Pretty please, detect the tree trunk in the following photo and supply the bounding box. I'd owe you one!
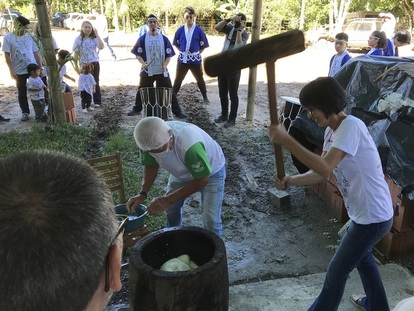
[299,0,306,30]
[34,0,66,124]
[99,0,104,16]
[334,0,352,33]
[165,12,169,34]
[112,0,119,31]
[402,0,414,29]
[246,0,263,121]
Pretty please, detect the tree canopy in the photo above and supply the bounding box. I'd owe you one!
[2,0,413,34]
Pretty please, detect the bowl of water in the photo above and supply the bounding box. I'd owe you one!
[115,204,147,232]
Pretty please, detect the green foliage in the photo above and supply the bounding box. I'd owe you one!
[7,0,414,34]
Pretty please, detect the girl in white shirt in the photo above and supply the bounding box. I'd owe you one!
[78,64,96,113]
[73,21,104,107]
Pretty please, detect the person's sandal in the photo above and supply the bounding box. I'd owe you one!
[350,294,366,310]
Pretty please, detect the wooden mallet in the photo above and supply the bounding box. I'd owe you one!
[204,29,305,207]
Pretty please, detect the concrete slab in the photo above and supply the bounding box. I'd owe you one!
[229,263,414,310]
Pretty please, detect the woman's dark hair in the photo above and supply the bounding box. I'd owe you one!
[371,31,387,49]
[80,21,97,38]
[299,77,347,118]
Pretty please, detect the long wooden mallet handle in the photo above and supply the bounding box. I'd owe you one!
[203,30,305,180]
[266,61,285,180]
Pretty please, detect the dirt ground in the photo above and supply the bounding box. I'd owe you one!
[1,28,413,306]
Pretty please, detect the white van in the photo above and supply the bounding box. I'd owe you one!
[64,12,82,30]
[345,18,383,51]
[72,14,97,31]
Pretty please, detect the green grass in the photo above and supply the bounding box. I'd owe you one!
[0,124,166,232]
[0,123,92,158]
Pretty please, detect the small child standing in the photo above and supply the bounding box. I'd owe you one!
[57,49,76,92]
[26,63,48,122]
[78,64,96,113]
[328,32,351,77]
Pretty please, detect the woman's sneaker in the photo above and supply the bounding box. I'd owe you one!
[82,108,87,113]
[87,107,95,111]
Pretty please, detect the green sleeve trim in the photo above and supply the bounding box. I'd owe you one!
[140,150,158,166]
[184,142,212,179]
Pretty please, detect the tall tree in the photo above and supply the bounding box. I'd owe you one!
[333,0,352,32]
[34,0,66,123]
[299,0,306,30]
[111,0,119,31]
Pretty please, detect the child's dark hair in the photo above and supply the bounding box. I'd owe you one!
[335,32,348,42]
[184,6,195,15]
[299,77,347,118]
[58,49,70,60]
[394,30,411,45]
[147,14,157,20]
[27,63,40,74]
[371,31,387,49]
[81,63,92,74]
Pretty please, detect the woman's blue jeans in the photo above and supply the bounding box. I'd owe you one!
[308,218,393,311]
[164,165,226,237]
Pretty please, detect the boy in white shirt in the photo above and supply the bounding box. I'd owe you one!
[57,49,76,92]
[328,32,351,77]
[26,63,48,122]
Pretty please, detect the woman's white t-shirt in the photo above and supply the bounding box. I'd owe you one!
[323,115,393,224]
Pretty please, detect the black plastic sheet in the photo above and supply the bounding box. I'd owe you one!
[291,55,414,198]
[336,55,414,198]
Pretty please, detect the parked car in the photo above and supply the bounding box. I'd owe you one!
[345,18,383,51]
[64,12,82,29]
[2,8,21,17]
[52,11,67,27]
[72,14,97,31]
[0,13,18,36]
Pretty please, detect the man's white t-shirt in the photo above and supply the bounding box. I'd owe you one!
[142,121,225,182]
[2,33,39,75]
[323,115,393,224]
